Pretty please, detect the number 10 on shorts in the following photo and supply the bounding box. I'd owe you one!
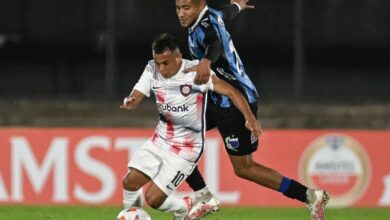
[167,171,186,190]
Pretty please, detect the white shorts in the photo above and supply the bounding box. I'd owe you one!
[128,139,196,196]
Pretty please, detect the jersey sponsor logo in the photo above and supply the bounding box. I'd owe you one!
[152,85,162,89]
[216,67,236,80]
[180,84,192,97]
[201,18,209,28]
[225,135,239,151]
[158,103,189,112]
[299,134,371,206]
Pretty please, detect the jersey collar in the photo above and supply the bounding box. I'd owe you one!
[189,6,208,33]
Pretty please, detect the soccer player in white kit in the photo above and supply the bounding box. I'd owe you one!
[120,33,261,220]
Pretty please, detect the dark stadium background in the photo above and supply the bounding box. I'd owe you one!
[0,0,389,128]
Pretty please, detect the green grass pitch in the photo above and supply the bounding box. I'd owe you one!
[0,206,389,220]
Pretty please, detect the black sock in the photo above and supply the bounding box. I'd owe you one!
[283,179,308,203]
[186,166,206,191]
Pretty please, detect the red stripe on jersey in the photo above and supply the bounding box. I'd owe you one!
[151,132,158,143]
[166,113,181,154]
[183,137,195,151]
[156,89,165,103]
[170,145,181,154]
[196,93,204,119]
[166,113,174,140]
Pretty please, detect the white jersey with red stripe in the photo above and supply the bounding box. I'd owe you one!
[132,59,214,163]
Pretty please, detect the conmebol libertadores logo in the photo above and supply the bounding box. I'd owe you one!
[299,134,371,207]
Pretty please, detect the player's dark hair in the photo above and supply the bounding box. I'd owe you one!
[152,33,180,54]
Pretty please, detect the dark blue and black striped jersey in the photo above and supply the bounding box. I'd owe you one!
[187,6,259,108]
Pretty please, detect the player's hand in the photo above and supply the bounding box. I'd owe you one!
[231,0,255,11]
[120,96,136,110]
[184,58,211,85]
[245,119,262,142]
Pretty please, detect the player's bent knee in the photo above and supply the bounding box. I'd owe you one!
[122,174,142,191]
[233,166,251,179]
[231,160,254,179]
[144,191,164,209]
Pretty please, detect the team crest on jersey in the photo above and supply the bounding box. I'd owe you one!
[225,135,239,151]
[180,84,192,97]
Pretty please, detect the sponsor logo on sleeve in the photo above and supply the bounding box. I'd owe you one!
[201,18,209,28]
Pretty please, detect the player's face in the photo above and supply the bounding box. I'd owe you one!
[153,50,182,78]
[176,0,205,28]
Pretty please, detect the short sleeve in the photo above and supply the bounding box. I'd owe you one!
[133,63,153,97]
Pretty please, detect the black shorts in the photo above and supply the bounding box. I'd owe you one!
[206,99,259,156]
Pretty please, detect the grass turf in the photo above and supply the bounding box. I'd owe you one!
[0,206,389,220]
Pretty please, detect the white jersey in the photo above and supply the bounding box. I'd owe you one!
[133,59,214,163]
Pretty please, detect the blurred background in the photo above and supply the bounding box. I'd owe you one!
[0,0,389,128]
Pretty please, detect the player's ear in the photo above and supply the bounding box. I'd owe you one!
[176,52,182,62]
[199,0,206,8]
[198,0,206,6]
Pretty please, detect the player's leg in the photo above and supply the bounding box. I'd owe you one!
[228,153,308,201]
[187,98,220,219]
[185,166,212,200]
[122,140,162,209]
[186,166,220,220]
[122,168,149,209]
[148,146,196,219]
[145,182,191,219]
[228,153,329,220]
[186,97,216,200]
[218,102,307,199]
[219,102,329,219]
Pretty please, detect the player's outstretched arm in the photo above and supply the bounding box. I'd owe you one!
[211,75,262,138]
[120,90,145,110]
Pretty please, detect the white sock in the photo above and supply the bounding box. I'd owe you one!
[123,189,144,209]
[158,195,187,214]
[194,186,212,200]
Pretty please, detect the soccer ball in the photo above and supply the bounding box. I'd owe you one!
[116,207,151,220]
